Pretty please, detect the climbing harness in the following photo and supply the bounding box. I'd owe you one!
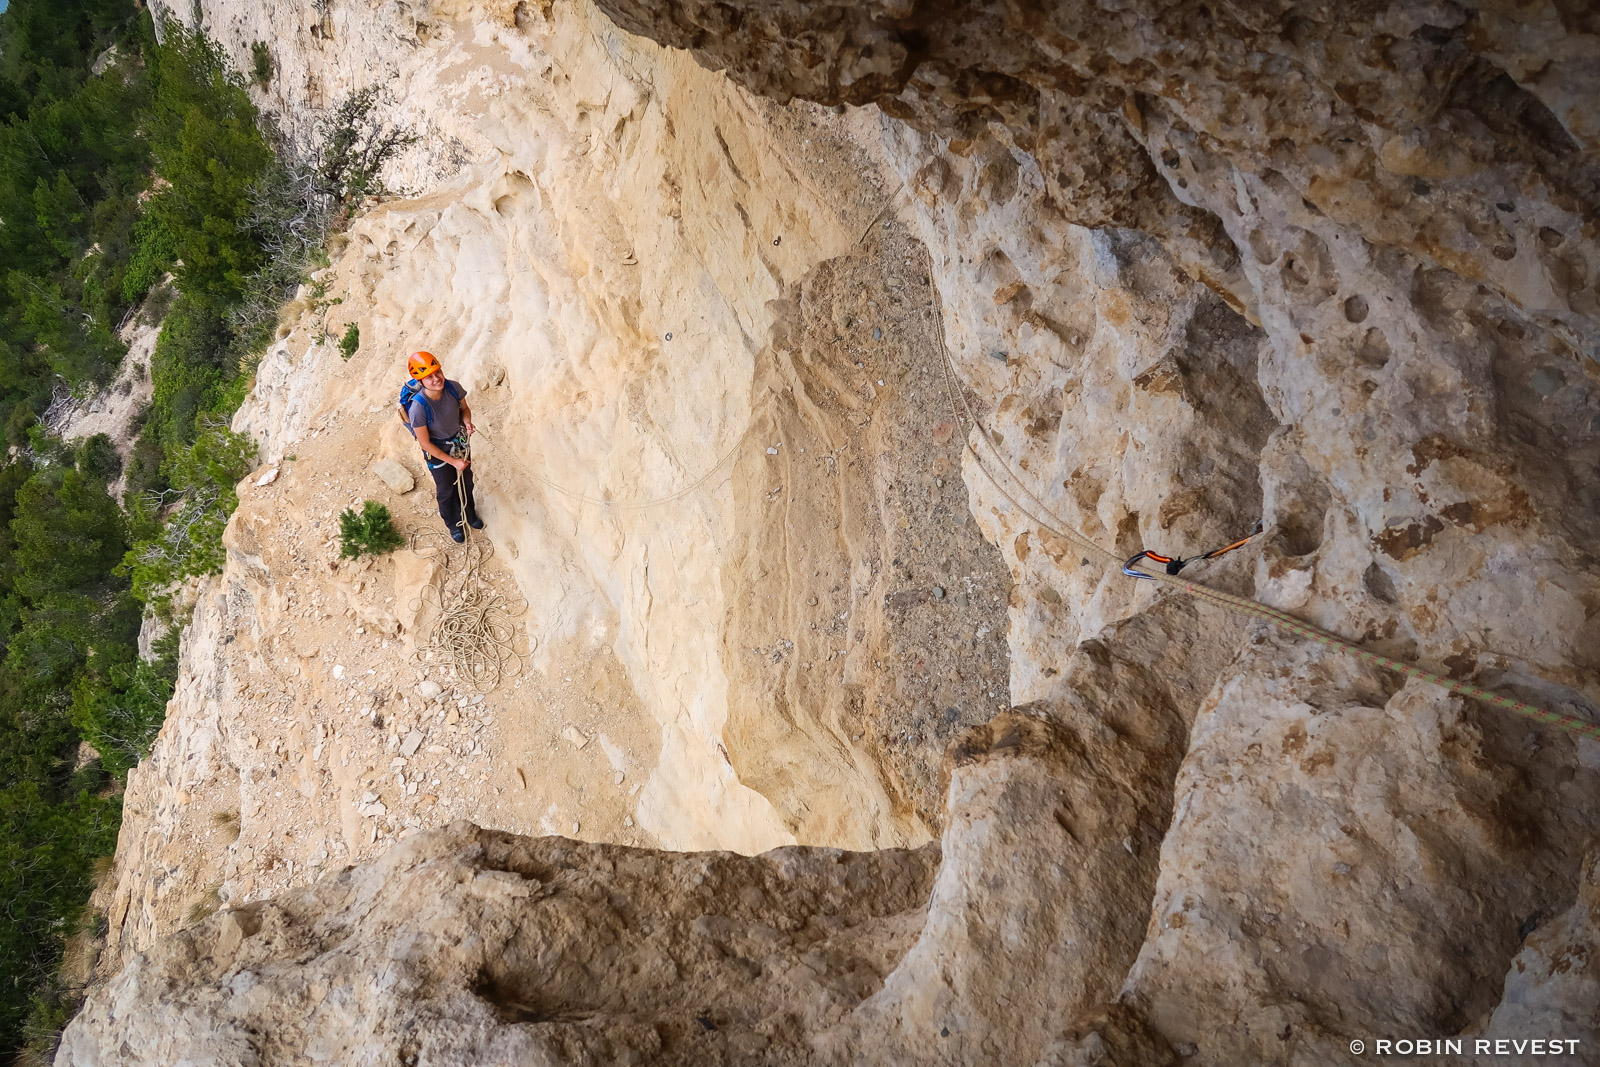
[408,440,532,692]
[925,305,1600,744]
[1122,521,1264,580]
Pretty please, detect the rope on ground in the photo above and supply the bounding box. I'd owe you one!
[407,455,531,692]
[925,306,1600,744]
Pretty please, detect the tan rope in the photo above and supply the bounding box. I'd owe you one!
[926,306,1600,743]
[407,448,531,692]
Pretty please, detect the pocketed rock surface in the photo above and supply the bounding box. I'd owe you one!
[60,1,1600,1065]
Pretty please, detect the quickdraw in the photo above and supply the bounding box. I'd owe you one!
[1122,521,1264,580]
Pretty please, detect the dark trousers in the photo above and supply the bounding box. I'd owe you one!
[427,459,478,531]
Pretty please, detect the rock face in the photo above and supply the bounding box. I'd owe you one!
[61,0,1600,1064]
[59,821,940,1066]
[1474,848,1600,1064]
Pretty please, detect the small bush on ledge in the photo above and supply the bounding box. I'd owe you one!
[340,322,360,359]
[339,500,405,558]
[251,41,274,88]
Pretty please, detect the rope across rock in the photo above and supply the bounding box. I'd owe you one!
[926,305,1600,744]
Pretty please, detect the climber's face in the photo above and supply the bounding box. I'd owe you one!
[421,370,445,393]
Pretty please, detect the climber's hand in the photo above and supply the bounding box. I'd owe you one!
[451,456,470,472]
[464,419,475,436]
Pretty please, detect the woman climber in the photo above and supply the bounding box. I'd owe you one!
[398,351,483,543]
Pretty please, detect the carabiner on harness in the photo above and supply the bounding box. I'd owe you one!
[1121,520,1265,581]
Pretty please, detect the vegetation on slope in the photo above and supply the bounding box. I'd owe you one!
[0,1,275,1055]
[0,0,417,1049]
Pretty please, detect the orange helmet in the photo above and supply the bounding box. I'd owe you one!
[408,351,442,380]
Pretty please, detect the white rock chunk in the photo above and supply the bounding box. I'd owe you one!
[371,458,415,493]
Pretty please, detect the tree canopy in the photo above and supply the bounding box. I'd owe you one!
[0,0,275,1054]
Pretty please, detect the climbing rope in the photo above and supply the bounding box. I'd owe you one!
[407,444,532,692]
[926,307,1600,743]
[1139,563,1600,742]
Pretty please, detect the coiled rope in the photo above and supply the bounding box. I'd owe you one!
[928,307,1600,743]
[407,448,531,692]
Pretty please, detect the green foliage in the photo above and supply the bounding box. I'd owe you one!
[73,433,121,482]
[340,321,360,360]
[120,418,165,501]
[0,782,121,1049]
[121,209,176,305]
[0,3,295,1050]
[249,40,272,88]
[12,467,125,601]
[70,623,177,777]
[148,294,230,449]
[0,456,151,1054]
[0,0,152,435]
[144,21,275,309]
[339,500,405,558]
[317,86,417,204]
[124,421,256,611]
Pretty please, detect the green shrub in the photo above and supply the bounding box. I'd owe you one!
[148,294,230,448]
[145,22,275,309]
[0,3,304,1053]
[339,322,359,360]
[339,500,404,558]
[69,623,178,777]
[5,402,38,450]
[249,41,273,88]
[318,87,418,204]
[120,209,176,305]
[123,421,257,612]
[73,433,122,482]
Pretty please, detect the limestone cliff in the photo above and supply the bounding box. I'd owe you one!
[59,1,1600,1065]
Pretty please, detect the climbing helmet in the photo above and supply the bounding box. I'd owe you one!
[408,351,443,380]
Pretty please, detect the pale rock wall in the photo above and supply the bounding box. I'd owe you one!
[588,1,1600,1059]
[62,1,1600,1065]
[90,0,1022,978]
[61,821,944,1067]
[193,0,898,858]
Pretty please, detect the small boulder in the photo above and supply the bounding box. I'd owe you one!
[372,458,415,493]
[418,680,443,702]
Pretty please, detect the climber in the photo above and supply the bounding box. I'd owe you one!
[400,351,483,544]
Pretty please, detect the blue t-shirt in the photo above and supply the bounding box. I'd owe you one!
[409,380,466,442]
